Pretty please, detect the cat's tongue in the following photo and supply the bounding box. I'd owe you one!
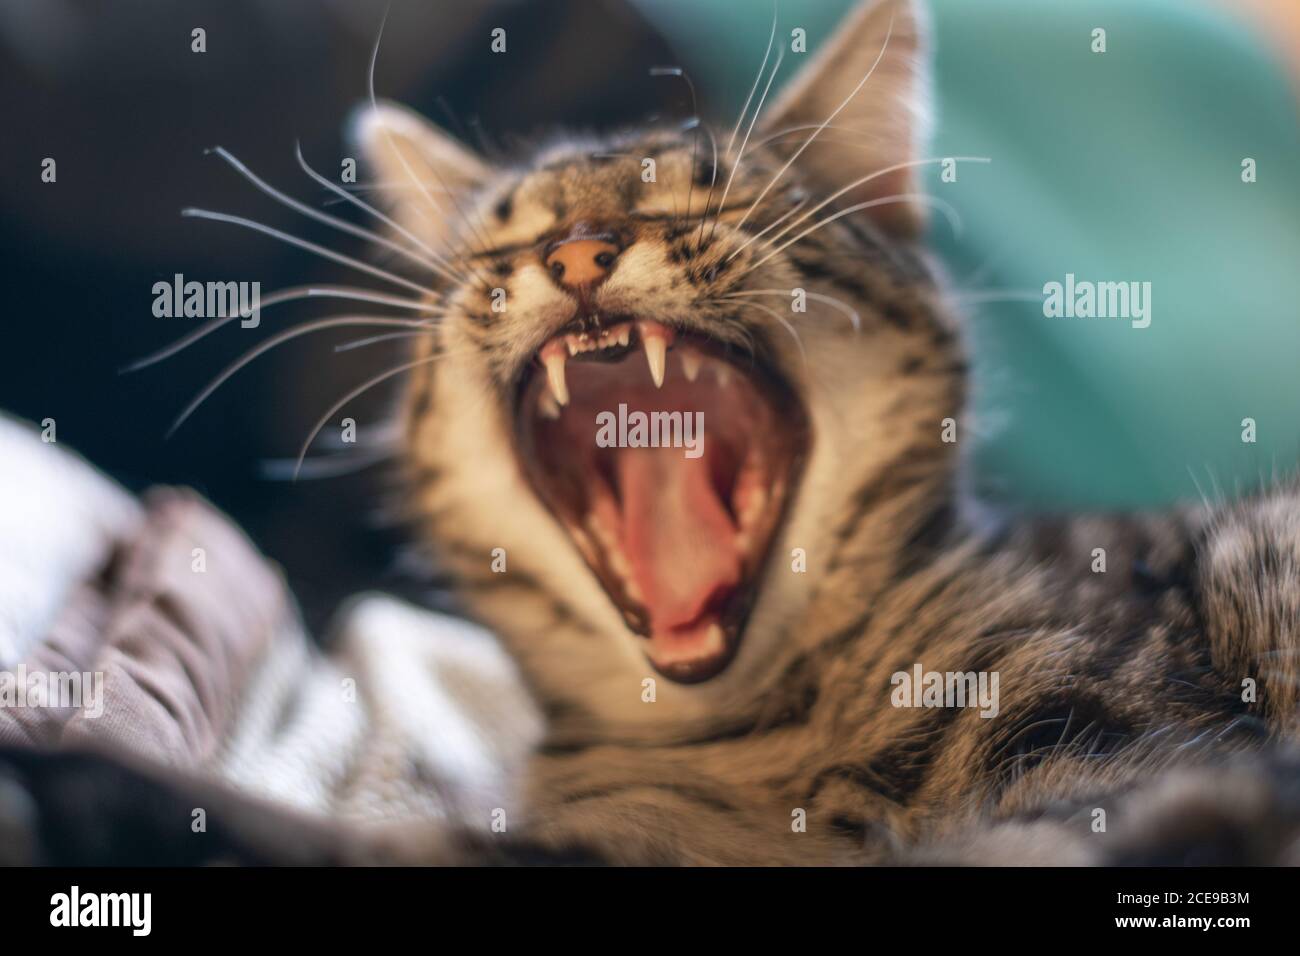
[618,447,741,647]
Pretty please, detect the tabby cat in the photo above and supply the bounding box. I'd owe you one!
[355,0,1300,864]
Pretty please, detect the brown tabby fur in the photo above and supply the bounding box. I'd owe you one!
[358,0,1300,864]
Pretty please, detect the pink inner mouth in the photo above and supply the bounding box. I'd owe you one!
[516,319,805,683]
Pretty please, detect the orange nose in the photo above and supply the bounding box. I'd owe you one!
[545,239,620,290]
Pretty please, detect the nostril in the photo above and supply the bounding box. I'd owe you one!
[545,237,621,288]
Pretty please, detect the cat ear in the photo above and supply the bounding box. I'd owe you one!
[758,0,931,236]
[351,101,489,247]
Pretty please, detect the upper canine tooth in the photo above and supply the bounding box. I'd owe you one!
[539,390,561,419]
[680,349,702,383]
[540,341,570,406]
[643,336,666,388]
[636,320,674,389]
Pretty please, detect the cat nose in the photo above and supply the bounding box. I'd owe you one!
[545,236,621,290]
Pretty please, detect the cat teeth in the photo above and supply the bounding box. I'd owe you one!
[706,624,725,651]
[636,319,674,389]
[540,341,569,406]
[680,348,702,383]
[538,389,561,419]
[645,337,666,388]
[563,321,634,356]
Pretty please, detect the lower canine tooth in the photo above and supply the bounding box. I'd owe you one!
[681,350,701,383]
[539,390,561,419]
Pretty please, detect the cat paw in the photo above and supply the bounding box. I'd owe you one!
[1096,753,1300,865]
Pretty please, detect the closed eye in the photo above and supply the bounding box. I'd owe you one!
[464,240,537,261]
[628,202,766,223]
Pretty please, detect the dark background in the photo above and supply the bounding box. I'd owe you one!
[0,0,687,629]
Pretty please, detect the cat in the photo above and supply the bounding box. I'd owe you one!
[348,0,1300,863]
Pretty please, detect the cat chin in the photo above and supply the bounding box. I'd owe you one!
[512,314,809,684]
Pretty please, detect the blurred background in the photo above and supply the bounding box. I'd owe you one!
[2,0,1297,628]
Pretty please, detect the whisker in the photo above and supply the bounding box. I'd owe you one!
[367,9,496,264]
[207,146,459,284]
[123,284,442,371]
[719,195,809,264]
[727,157,990,263]
[742,193,962,276]
[261,446,395,482]
[950,289,1042,305]
[181,207,437,297]
[652,67,703,223]
[696,122,719,250]
[710,45,785,246]
[751,122,894,151]
[294,352,444,480]
[723,289,861,331]
[334,329,433,352]
[732,12,897,235]
[293,142,478,287]
[725,8,778,158]
[167,315,436,437]
[729,299,806,363]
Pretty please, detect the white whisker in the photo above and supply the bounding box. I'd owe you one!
[696,123,719,249]
[294,352,443,479]
[951,289,1042,305]
[334,329,433,352]
[124,284,442,371]
[367,10,496,269]
[727,157,990,263]
[208,146,458,283]
[710,46,785,246]
[167,315,436,436]
[732,12,896,234]
[726,8,778,158]
[743,193,962,276]
[751,122,887,151]
[181,207,437,297]
[724,288,860,331]
[730,299,806,363]
[293,142,475,286]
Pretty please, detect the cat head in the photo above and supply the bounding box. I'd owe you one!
[357,0,963,733]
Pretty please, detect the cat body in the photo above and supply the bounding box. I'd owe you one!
[355,0,1300,864]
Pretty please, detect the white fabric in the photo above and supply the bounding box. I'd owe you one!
[0,414,541,830]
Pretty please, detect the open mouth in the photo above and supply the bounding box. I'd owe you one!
[514,317,809,683]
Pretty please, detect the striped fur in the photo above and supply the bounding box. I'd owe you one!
[359,0,1300,864]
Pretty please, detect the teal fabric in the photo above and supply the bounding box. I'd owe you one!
[634,0,1300,508]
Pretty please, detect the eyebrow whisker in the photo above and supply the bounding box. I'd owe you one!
[207,146,464,286]
[293,142,484,289]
